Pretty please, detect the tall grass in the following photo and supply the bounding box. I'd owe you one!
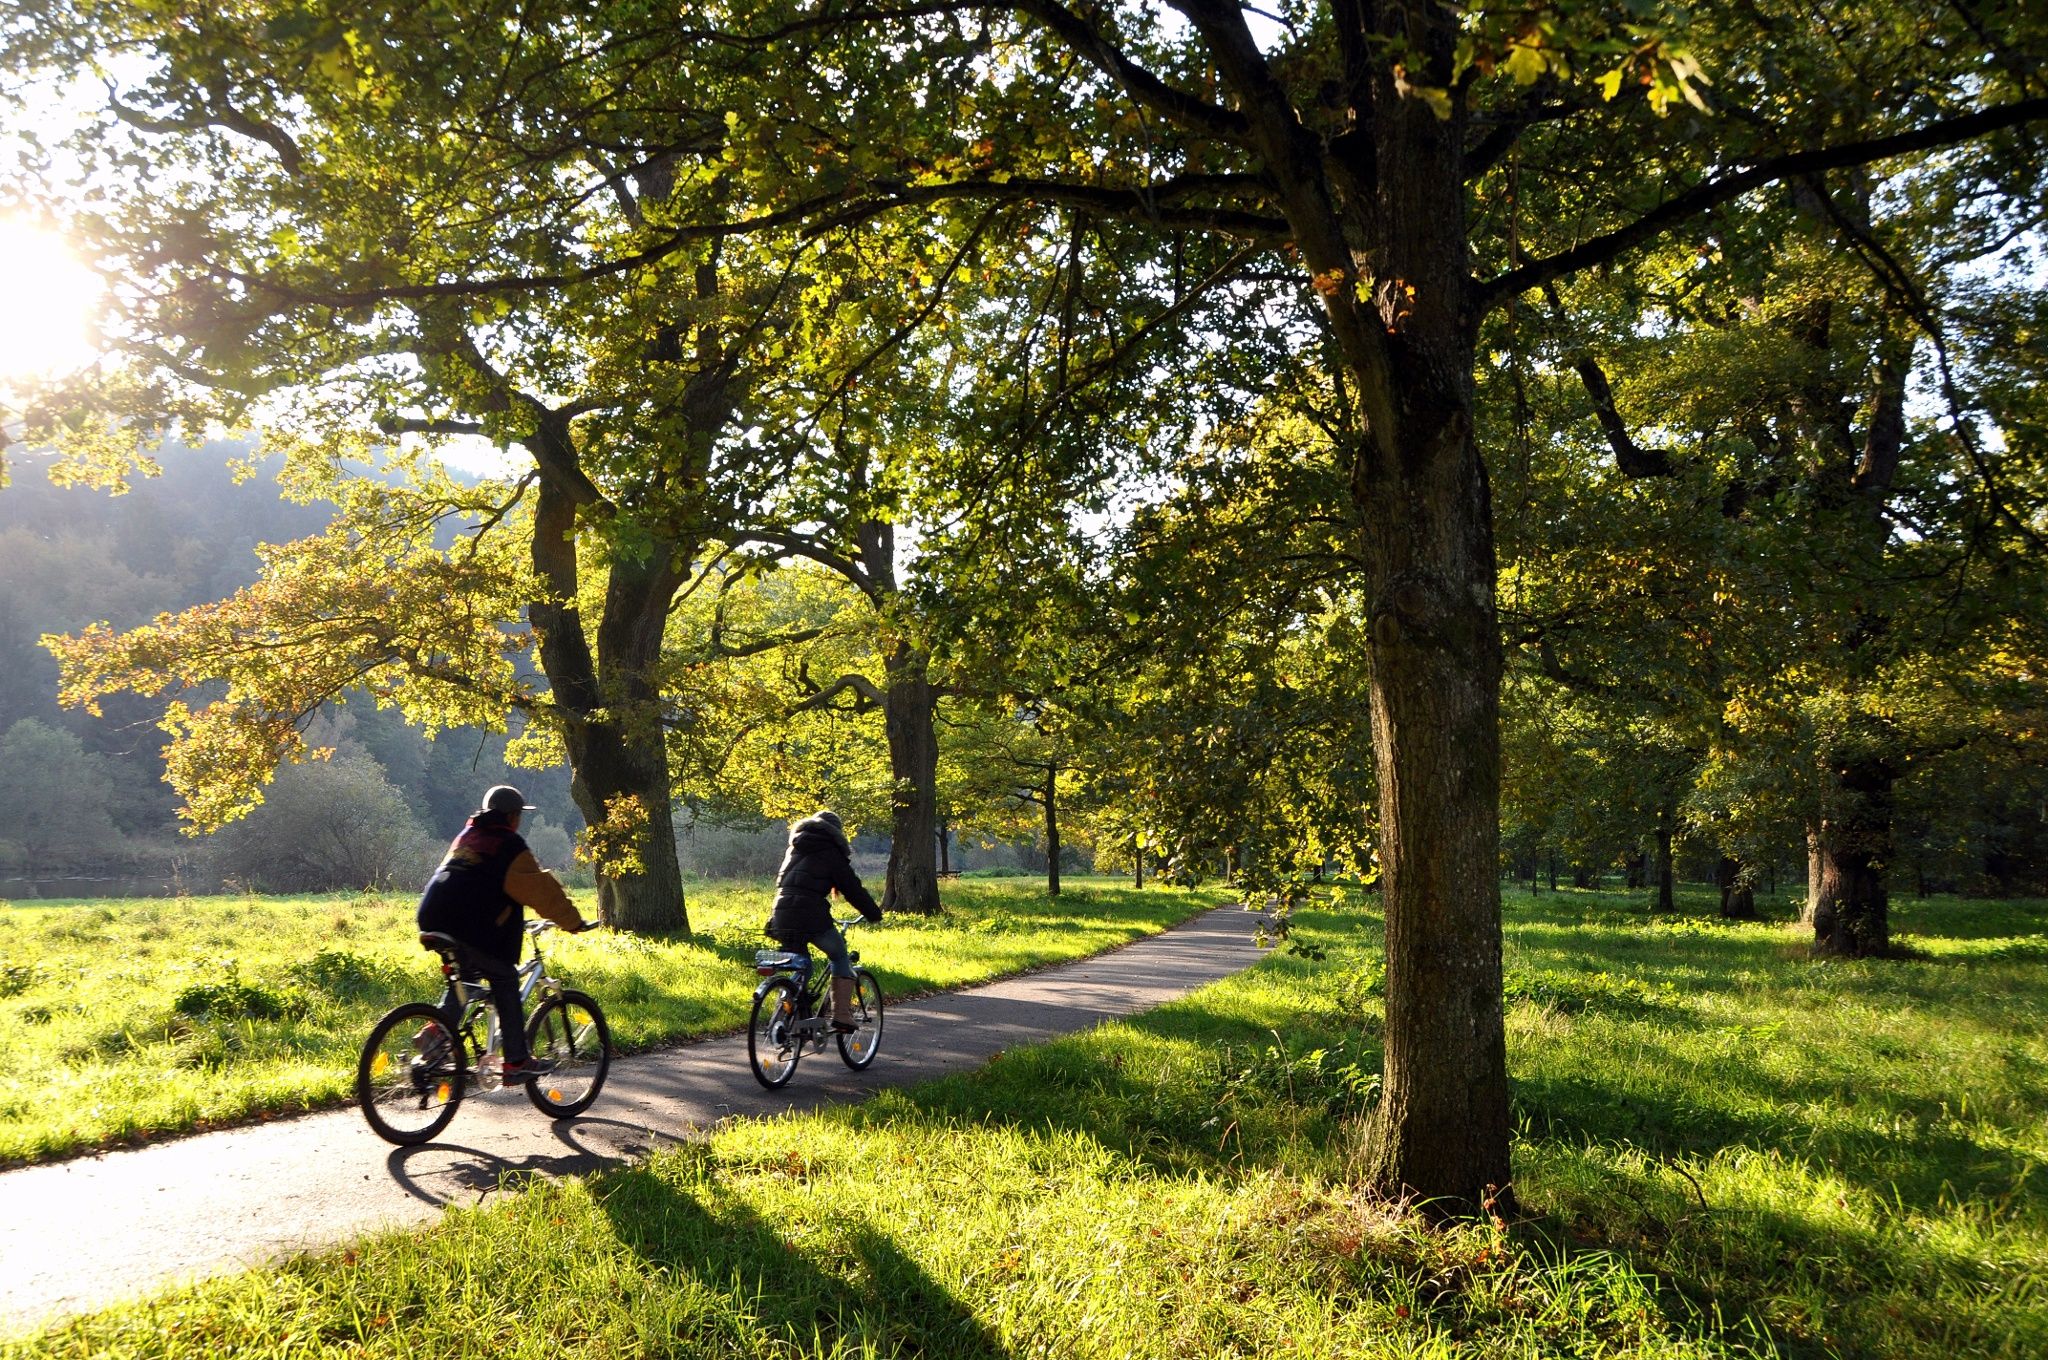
[0,878,1220,1164]
[12,886,2044,1357]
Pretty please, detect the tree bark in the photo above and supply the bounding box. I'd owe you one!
[1804,825,1824,925]
[880,641,943,915]
[936,816,952,876]
[1134,836,1145,889]
[527,464,689,934]
[1811,751,1895,956]
[1717,855,1758,920]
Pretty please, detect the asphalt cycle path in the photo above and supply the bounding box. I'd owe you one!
[0,904,1264,1335]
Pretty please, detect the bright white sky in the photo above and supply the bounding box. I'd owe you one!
[0,218,102,396]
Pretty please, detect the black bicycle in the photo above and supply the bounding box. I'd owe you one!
[356,920,612,1145]
[747,916,884,1089]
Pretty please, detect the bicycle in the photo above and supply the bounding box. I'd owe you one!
[356,919,612,1145]
[747,916,884,1089]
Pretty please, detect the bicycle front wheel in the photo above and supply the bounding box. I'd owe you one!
[523,989,612,1117]
[838,968,884,1070]
[748,978,803,1089]
[357,1002,466,1146]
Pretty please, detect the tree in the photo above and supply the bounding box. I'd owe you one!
[206,749,432,892]
[12,0,2046,1209]
[0,718,122,880]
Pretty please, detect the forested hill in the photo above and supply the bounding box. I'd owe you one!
[0,445,576,894]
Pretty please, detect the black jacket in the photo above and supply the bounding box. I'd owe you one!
[417,813,528,963]
[768,815,882,941]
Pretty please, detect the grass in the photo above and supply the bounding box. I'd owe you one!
[0,877,1222,1165]
[9,886,2046,1358]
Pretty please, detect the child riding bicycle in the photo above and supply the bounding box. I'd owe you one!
[416,785,593,1083]
[766,810,882,1031]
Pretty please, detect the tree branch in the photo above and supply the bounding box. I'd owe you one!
[1475,97,2048,313]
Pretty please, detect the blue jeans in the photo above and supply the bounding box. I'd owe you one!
[794,925,855,980]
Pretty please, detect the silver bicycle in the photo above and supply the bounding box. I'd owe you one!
[356,919,611,1145]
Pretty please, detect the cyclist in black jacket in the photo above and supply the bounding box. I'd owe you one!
[768,810,882,1031]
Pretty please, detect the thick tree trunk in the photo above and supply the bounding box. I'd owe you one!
[1717,855,1758,919]
[1195,0,1508,1212]
[1812,753,1894,956]
[880,643,942,915]
[1347,103,1511,1213]
[528,466,689,934]
[1043,766,1061,898]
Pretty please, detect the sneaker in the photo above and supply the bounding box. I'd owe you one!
[499,1057,555,1084]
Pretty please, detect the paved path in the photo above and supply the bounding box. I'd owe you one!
[0,905,1264,1334]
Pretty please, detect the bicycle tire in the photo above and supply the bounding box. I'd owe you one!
[837,967,884,1070]
[357,1002,467,1145]
[748,977,804,1089]
[523,989,612,1117]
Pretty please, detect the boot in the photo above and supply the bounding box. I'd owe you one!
[831,976,857,1033]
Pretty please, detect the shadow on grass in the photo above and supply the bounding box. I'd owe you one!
[593,1158,1012,1359]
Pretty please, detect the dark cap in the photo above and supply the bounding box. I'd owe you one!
[480,785,537,817]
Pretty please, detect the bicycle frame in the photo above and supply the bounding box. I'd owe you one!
[751,918,864,1039]
[433,923,566,1073]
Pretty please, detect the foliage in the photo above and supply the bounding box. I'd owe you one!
[0,717,121,876]
[204,750,433,892]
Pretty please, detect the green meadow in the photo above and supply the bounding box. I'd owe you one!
[10,885,2044,1358]
[0,878,1222,1165]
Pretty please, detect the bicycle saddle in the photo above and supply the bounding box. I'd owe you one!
[419,931,462,955]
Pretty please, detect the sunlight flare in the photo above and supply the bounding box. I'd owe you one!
[0,219,101,387]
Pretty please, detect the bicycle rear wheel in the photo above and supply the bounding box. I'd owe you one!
[523,989,612,1117]
[748,978,803,1089]
[837,967,884,1070]
[357,1002,466,1145]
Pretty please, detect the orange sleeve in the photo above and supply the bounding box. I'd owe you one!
[503,849,581,929]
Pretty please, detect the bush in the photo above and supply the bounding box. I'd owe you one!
[206,753,436,892]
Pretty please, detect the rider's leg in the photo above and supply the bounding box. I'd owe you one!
[455,941,531,1064]
[809,927,857,1031]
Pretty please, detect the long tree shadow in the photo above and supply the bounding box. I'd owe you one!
[592,1155,1012,1359]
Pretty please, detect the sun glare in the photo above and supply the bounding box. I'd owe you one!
[0,220,102,388]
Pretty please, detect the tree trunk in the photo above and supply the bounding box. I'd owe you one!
[1811,752,1894,956]
[1133,837,1145,889]
[527,466,689,934]
[1717,855,1758,920]
[1043,766,1061,898]
[1195,0,1507,1212]
[1655,802,1675,914]
[1345,85,1511,1213]
[1624,850,1646,891]
[1804,825,1824,925]
[1546,851,1557,892]
[880,642,942,915]
[936,816,951,876]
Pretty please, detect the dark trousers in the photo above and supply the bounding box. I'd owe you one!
[438,939,530,1065]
